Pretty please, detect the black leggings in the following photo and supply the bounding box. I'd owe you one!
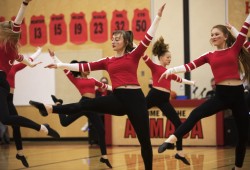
[146,88,183,151]
[58,97,107,155]
[0,72,41,134]
[53,89,152,170]
[7,93,23,150]
[174,85,249,167]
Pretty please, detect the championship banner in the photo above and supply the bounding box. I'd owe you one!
[49,14,67,45]
[132,8,150,41]
[90,11,108,43]
[29,15,47,46]
[110,10,129,36]
[69,12,88,44]
[112,104,217,146]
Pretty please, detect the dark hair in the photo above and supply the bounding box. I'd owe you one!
[100,76,109,84]
[211,25,250,84]
[70,60,88,77]
[112,30,134,53]
[152,36,170,60]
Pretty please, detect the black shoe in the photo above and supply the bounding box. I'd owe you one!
[175,153,190,165]
[16,154,29,167]
[51,95,63,105]
[158,142,175,153]
[100,157,112,168]
[29,100,48,116]
[43,124,60,138]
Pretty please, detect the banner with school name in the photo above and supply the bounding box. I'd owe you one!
[111,106,217,146]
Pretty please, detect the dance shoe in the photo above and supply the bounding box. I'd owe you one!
[29,100,48,116]
[100,157,113,168]
[16,154,29,167]
[175,153,190,165]
[158,142,175,153]
[43,124,60,138]
[51,95,63,104]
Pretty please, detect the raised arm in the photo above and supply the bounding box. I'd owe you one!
[142,55,156,69]
[13,0,32,32]
[226,23,250,53]
[131,4,165,57]
[232,14,250,51]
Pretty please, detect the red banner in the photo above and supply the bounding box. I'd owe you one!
[69,12,88,44]
[132,9,151,40]
[49,14,67,45]
[29,15,47,46]
[90,11,108,43]
[110,10,129,36]
[246,1,250,14]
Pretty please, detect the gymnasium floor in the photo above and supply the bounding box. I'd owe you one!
[1,141,250,170]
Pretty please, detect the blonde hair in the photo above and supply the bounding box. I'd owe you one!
[0,21,20,52]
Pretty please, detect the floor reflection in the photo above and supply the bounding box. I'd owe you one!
[0,142,249,170]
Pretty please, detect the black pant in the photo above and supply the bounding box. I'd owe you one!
[58,96,107,155]
[146,88,183,150]
[7,93,23,150]
[0,72,40,134]
[53,88,152,170]
[174,85,249,167]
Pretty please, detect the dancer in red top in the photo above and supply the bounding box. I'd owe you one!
[29,4,166,170]
[0,1,60,167]
[158,14,250,170]
[6,47,43,167]
[142,36,195,165]
[49,50,113,168]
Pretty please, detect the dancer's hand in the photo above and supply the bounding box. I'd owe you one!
[225,23,232,30]
[48,49,62,64]
[45,63,58,69]
[48,49,55,57]
[158,68,174,82]
[36,47,42,53]
[30,61,42,67]
[158,3,166,17]
[190,81,196,86]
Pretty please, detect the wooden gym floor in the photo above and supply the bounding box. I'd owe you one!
[0,141,250,170]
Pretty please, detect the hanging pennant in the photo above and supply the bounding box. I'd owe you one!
[29,15,47,46]
[110,10,129,36]
[49,14,67,45]
[132,8,151,40]
[69,12,88,44]
[90,11,108,43]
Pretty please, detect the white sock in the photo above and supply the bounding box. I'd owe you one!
[40,125,48,134]
[165,134,177,143]
[81,122,89,132]
[17,150,24,156]
[101,155,108,159]
[177,151,184,157]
